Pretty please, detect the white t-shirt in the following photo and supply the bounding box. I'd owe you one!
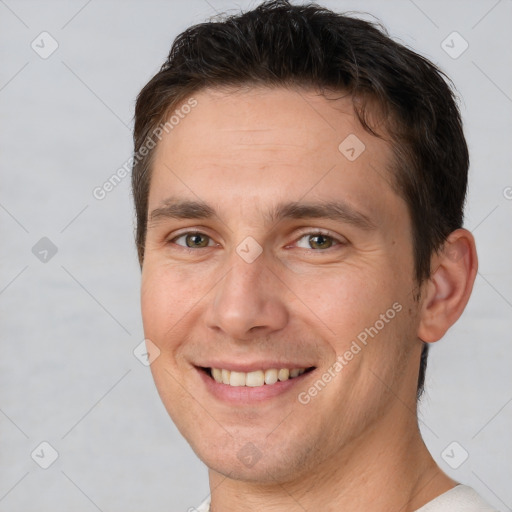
[195,484,498,511]
[415,485,498,511]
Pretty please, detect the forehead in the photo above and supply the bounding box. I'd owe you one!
[157,86,384,159]
[149,86,399,221]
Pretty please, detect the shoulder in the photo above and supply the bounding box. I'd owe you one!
[193,496,211,512]
[415,485,499,512]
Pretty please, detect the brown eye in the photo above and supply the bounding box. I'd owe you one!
[173,232,213,248]
[295,233,338,250]
[308,234,334,250]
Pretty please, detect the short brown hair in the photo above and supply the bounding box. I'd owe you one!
[132,0,469,397]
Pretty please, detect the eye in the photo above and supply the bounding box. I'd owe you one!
[168,230,343,251]
[172,232,216,249]
[294,232,342,250]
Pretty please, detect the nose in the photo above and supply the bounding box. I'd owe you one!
[205,252,289,341]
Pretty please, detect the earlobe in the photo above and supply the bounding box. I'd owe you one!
[417,229,478,343]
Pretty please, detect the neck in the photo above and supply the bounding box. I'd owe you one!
[208,402,456,511]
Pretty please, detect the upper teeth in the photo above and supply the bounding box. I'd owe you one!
[211,368,306,387]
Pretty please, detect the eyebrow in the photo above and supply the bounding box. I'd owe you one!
[149,197,376,230]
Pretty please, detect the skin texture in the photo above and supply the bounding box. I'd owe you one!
[140,86,477,511]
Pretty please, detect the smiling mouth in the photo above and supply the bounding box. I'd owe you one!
[200,367,316,387]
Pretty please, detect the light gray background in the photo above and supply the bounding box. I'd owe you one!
[0,0,511,511]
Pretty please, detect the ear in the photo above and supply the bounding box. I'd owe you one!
[417,228,478,343]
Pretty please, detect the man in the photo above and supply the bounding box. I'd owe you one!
[131,1,495,510]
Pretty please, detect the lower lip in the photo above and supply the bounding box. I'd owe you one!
[197,368,312,404]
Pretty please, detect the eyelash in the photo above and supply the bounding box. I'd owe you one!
[168,229,345,253]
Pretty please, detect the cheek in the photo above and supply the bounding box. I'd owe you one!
[141,261,207,330]
[140,263,189,342]
[141,271,166,336]
[140,265,201,413]
[287,263,397,340]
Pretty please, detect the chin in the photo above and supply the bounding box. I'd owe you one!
[184,425,318,485]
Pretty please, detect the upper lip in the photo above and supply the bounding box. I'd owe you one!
[195,361,316,373]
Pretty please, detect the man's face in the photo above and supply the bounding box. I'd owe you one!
[141,87,424,483]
